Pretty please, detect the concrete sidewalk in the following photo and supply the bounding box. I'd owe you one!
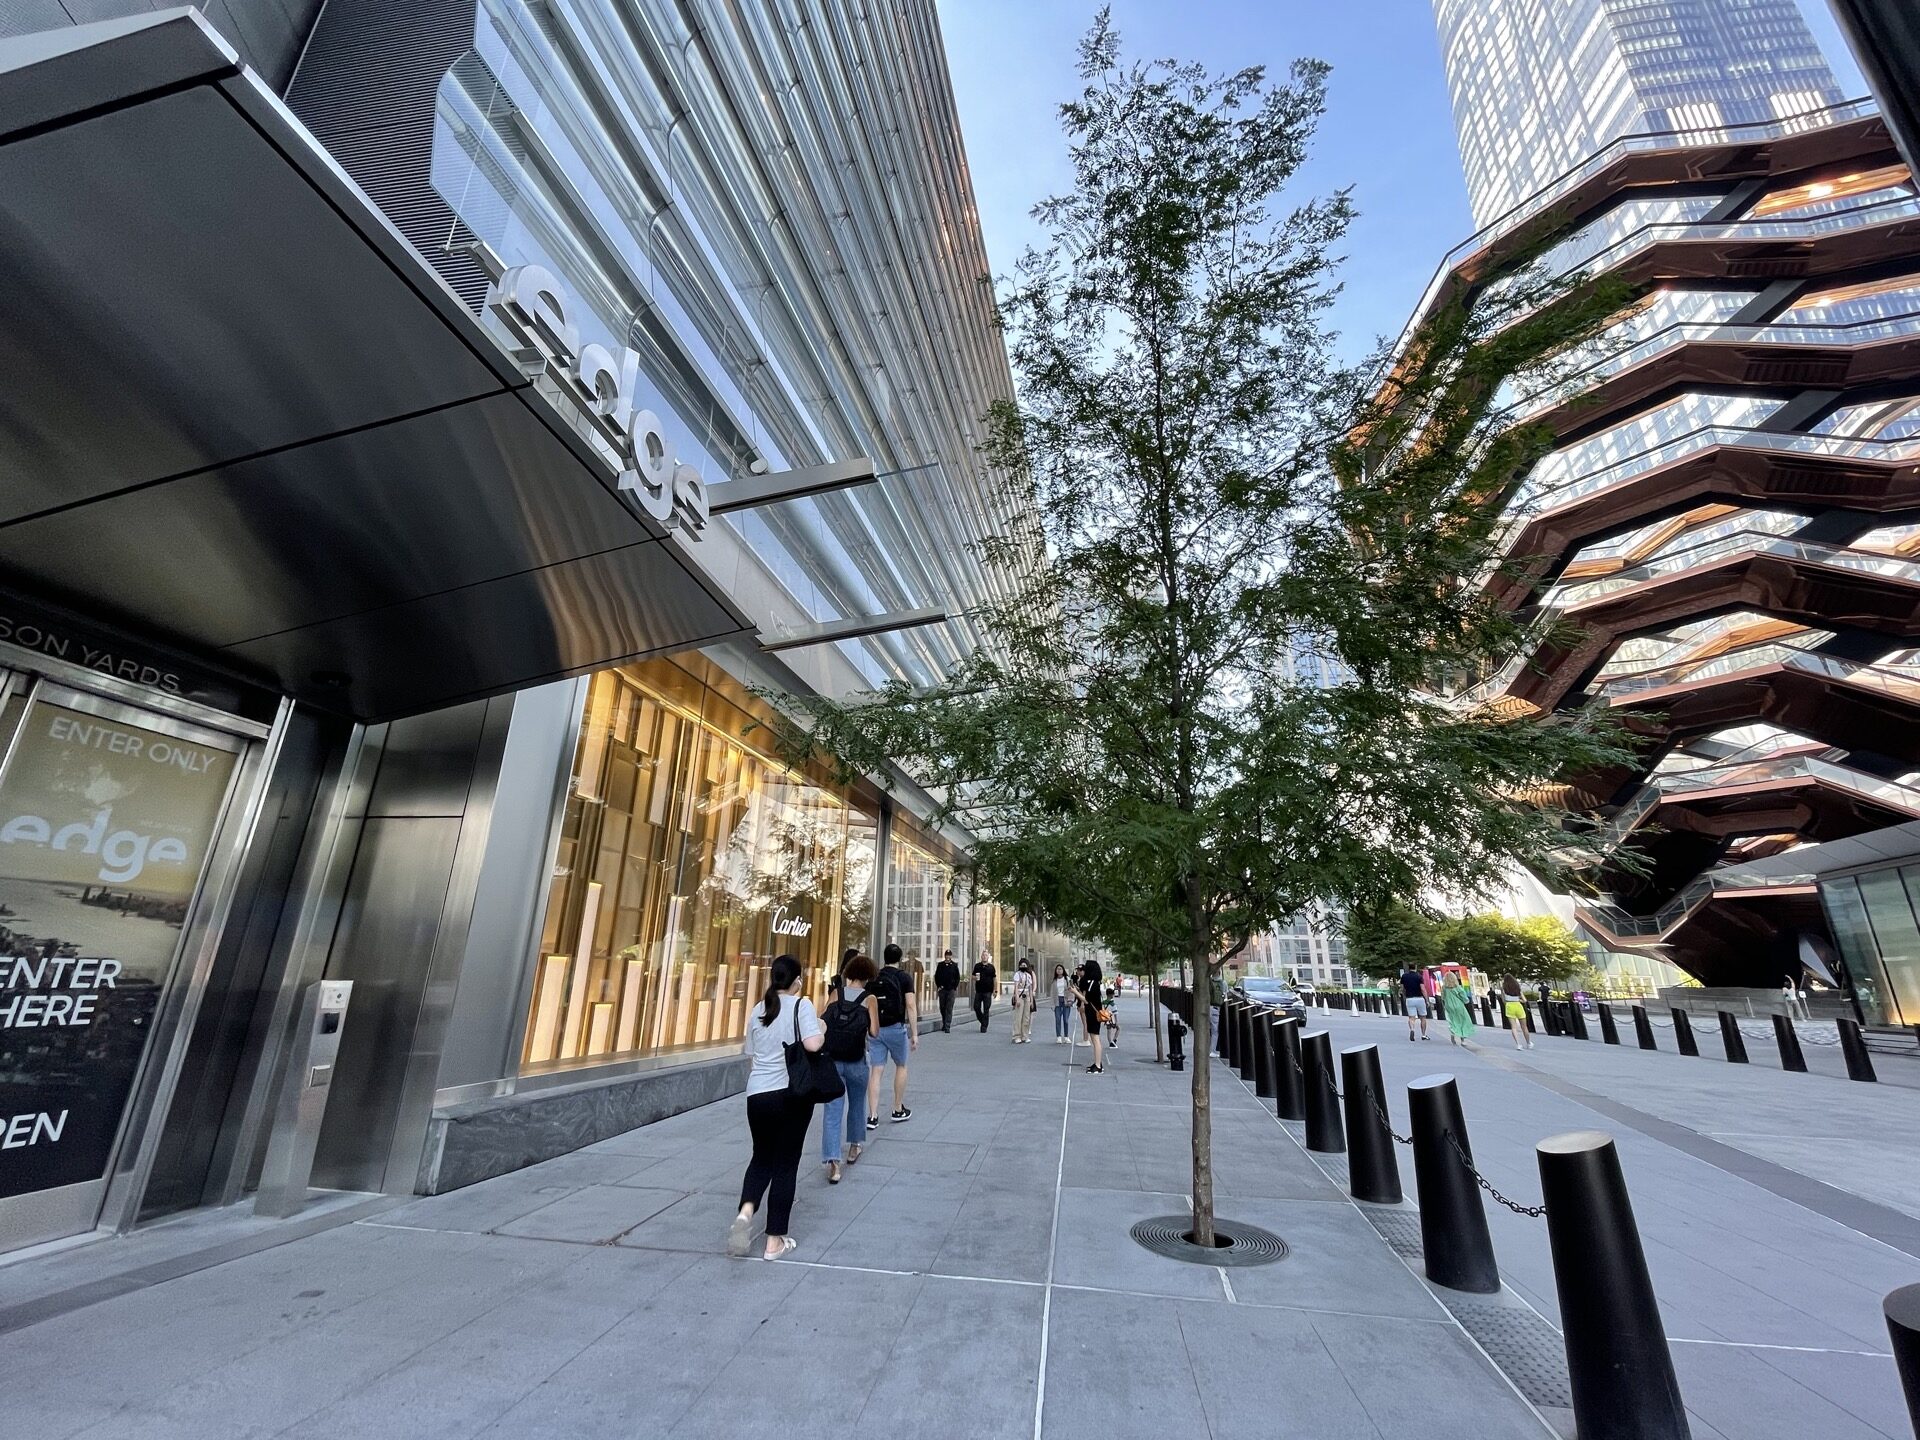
[1297,1003,1920,1440]
[2,1002,1549,1440]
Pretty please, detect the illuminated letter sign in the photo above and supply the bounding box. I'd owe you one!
[486,266,710,536]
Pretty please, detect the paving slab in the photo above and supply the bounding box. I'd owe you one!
[25,996,1918,1440]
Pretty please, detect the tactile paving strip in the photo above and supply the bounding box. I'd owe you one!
[1447,1300,1574,1409]
[1362,1207,1425,1259]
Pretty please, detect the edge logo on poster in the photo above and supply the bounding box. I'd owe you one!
[486,266,711,536]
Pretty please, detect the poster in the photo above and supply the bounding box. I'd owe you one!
[0,699,237,1200]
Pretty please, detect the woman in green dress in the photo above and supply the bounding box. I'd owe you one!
[1441,972,1475,1045]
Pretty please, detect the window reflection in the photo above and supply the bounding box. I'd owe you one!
[523,665,864,1072]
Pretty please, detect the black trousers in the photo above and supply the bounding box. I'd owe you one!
[937,986,956,1030]
[739,1090,811,1236]
[973,990,992,1030]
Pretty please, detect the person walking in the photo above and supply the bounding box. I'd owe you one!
[1441,972,1474,1046]
[1073,956,1106,1073]
[1050,963,1073,1043]
[934,950,961,1032]
[971,950,997,1032]
[1502,975,1533,1050]
[818,953,880,1183]
[1010,958,1038,1042]
[729,955,823,1260]
[865,943,916,1127]
[1401,964,1431,1041]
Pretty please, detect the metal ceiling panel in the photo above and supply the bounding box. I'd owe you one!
[0,10,754,721]
[223,543,751,720]
[0,83,508,520]
[0,394,653,647]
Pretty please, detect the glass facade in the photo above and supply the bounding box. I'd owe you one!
[522,662,875,1073]
[1821,866,1920,1024]
[1434,0,1845,227]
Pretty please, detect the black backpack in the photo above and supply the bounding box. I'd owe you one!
[822,997,870,1061]
[871,967,907,1028]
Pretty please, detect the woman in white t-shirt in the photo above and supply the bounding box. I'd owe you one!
[729,955,823,1260]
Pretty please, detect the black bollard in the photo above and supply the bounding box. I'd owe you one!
[1168,1017,1186,1072]
[1272,1017,1305,1122]
[1481,995,1495,1028]
[1838,1017,1879,1082]
[1537,1132,1691,1439]
[1237,1005,1257,1080]
[1771,1013,1806,1073]
[1300,1030,1345,1153]
[1886,1283,1920,1437]
[1597,1001,1620,1045]
[1340,1046,1402,1204]
[1568,1002,1590,1041]
[1716,1011,1749,1064]
[1408,1074,1499,1293]
[1672,1008,1700,1056]
[1633,1003,1657,1049]
[1253,1009,1277,1099]
[1218,1001,1233,1061]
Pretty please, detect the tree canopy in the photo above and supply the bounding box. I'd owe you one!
[771,11,1636,1241]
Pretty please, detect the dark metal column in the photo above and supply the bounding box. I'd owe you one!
[1827,1,1920,181]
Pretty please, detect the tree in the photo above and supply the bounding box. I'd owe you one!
[773,13,1636,1244]
[1440,912,1587,985]
[1345,902,1441,984]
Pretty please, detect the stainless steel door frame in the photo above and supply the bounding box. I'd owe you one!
[210,723,381,1206]
[0,673,286,1249]
[98,696,291,1236]
[490,675,591,1101]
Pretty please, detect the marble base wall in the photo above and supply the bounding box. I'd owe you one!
[417,1054,749,1194]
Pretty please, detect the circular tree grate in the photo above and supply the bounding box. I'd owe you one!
[1129,1216,1290,1267]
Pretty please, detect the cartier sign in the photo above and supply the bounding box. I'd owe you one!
[486,266,711,536]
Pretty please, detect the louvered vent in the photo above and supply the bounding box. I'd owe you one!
[285,0,491,314]
[1764,463,1863,497]
[1742,355,1852,385]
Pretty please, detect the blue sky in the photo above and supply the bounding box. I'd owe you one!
[938,0,1868,362]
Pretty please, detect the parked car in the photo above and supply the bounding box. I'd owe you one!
[1230,975,1307,1021]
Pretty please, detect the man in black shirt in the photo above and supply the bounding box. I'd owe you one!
[971,953,997,1032]
[933,950,961,1032]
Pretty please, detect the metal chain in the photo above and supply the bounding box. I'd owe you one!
[1443,1127,1547,1218]
[1362,1084,1413,1146]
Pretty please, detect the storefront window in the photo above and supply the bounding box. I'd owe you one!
[523,666,857,1073]
[1822,874,1890,1023]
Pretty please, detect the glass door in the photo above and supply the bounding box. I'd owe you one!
[0,680,246,1254]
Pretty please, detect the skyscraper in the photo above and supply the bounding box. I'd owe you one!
[1434,0,1847,226]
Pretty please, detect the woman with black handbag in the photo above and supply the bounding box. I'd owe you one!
[729,954,838,1260]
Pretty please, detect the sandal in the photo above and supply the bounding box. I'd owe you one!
[845,1144,862,1166]
[826,1161,842,1185]
[763,1236,798,1261]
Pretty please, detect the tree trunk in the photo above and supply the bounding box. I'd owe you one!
[1189,940,1217,1247]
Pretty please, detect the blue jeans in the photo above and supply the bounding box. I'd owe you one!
[820,1057,869,1162]
[1053,998,1072,1037]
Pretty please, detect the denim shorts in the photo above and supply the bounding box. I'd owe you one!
[867,1023,910,1067]
[1405,997,1429,1019]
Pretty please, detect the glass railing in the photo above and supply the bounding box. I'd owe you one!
[1509,191,1920,297]
[1576,865,1818,942]
[1397,99,1882,349]
[1518,305,1920,420]
[1516,426,1920,517]
[1461,538,1920,706]
[1551,531,1920,609]
[1599,643,1920,701]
